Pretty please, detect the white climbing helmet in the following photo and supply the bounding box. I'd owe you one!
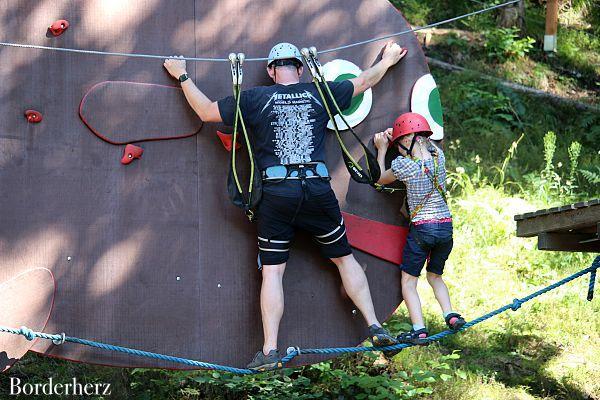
[267,42,303,67]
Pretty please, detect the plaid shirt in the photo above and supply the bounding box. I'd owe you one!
[391,143,451,222]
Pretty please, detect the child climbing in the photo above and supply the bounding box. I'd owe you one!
[373,112,466,345]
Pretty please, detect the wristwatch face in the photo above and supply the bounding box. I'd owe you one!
[178,73,188,82]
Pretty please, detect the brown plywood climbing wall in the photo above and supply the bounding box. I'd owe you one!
[0,0,430,368]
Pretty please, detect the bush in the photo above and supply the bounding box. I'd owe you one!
[125,353,460,400]
[484,27,536,62]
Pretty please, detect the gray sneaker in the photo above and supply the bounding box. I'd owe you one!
[246,349,282,371]
[368,325,401,358]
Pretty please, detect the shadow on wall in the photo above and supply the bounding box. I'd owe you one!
[0,0,416,367]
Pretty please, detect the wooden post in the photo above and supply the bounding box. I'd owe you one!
[544,0,558,52]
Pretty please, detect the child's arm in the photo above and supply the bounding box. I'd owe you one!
[373,129,397,185]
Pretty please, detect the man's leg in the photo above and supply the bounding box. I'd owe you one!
[331,254,379,327]
[260,262,286,354]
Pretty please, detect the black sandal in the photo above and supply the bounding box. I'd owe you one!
[444,313,466,331]
[396,328,429,346]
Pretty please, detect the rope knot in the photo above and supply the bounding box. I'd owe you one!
[511,298,522,311]
[19,326,35,341]
[52,332,66,346]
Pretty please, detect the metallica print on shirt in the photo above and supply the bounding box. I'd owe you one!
[218,80,354,196]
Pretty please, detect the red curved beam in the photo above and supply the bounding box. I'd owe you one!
[342,211,408,265]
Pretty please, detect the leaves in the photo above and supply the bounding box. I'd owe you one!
[484,28,536,62]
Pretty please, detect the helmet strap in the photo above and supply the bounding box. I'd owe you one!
[398,135,418,157]
[271,59,301,83]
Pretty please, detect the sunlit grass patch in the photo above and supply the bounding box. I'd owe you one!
[390,180,598,399]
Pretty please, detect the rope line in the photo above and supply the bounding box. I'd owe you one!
[0,0,519,63]
[1,256,597,375]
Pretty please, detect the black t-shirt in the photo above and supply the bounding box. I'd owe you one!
[218,80,354,197]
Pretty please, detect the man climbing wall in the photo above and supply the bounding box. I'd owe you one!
[164,40,407,370]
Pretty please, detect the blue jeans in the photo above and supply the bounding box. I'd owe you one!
[400,222,453,277]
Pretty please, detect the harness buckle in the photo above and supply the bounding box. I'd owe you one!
[262,163,330,182]
[237,53,245,85]
[228,53,238,86]
[300,47,321,82]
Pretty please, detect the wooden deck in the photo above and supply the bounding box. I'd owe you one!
[514,199,600,252]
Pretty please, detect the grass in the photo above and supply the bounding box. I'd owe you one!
[388,184,600,399]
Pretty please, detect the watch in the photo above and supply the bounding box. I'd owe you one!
[178,73,189,83]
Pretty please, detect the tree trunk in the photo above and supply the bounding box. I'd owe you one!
[498,0,526,31]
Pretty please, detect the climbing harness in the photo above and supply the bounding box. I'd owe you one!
[227,53,262,221]
[262,162,330,183]
[406,148,448,222]
[257,162,332,262]
[2,256,597,374]
[301,47,400,195]
[0,0,520,62]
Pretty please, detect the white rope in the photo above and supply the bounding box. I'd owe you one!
[0,0,520,62]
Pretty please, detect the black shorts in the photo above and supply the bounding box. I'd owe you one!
[256,190,352,266]
[400,222,453,277]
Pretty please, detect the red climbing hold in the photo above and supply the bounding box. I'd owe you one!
[120,144,143,165]
[24,110,43,123]
[216,130,241,152]
[49,19,69,36]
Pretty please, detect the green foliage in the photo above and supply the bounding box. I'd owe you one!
[434,66,600,198]
[522,131,585,203]
[458,81,524,131]
[123,353,460,399]
[567,140,582,186]
[494,133,525,188]
[580,166,600,185]
[443,32,470,51]
[389,0,432,26]
[556,28,600,84]
[484,28,536,62]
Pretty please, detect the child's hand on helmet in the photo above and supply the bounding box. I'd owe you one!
[374,129,393,151]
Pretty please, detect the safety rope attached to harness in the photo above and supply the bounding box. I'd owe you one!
[227,53,262,221]
[301,47,401,195]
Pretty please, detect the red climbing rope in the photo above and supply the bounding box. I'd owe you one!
[79,81,203,146]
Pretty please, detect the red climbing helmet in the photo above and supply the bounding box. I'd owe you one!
[390,112,432,147]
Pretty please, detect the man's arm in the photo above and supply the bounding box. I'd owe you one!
[163,56,222,123]
[350,41,408,97]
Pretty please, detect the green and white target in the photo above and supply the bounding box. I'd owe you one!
[322,59,373,130]
[411,74,444,140]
